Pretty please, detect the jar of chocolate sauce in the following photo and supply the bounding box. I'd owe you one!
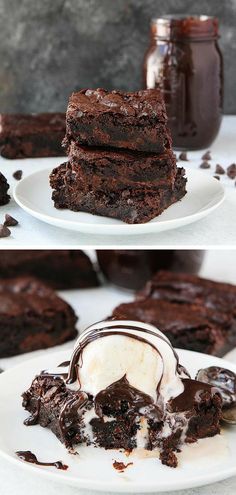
[143,15,223,150]
[97,250,204,290]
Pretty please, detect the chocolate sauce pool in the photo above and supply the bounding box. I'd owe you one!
[16,450,68,470]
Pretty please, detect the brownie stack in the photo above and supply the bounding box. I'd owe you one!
[50,88,187,224]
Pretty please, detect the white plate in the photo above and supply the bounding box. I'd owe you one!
[13,168,225,235]
[0,349,235,493]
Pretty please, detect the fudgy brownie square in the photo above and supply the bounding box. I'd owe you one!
[0,276,78,357]
[111,298,232,356]
[0,171,10,205]
[0,250,99,289]
[64,88,172,153]
[0,113,66,159]
[50,162,186,224]
[68,142,177,186]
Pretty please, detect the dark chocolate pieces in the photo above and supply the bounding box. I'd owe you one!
[4,214,18,226]
[202,150,212,161]
[0,224,11,238]
[179,152,188,161]
[200,161,211,169]
[13,170,23,181]
[227,163,236,179]
[215,164,225,175]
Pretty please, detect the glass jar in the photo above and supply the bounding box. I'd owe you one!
[97,250,205,291]
[143,15,223,150]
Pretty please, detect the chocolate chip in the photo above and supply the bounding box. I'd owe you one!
[227,163,236,179]
[0,224,11,237]
[200,161,211,169]
[202,151,212,160]
[179,152,188,161]
[4,214,18,227]
[13,170,23,180]
[215,164,225,175]
[214,175,220,180]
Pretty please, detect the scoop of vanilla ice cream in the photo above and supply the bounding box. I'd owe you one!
[69,320,185,403]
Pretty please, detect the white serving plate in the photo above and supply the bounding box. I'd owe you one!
[13,168,225,235]
[0,349,235,492]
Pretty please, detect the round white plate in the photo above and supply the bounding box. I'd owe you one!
[0,349,235,493]
[13,168,225,235]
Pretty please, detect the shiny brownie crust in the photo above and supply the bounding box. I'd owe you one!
[0,250,99,289]
[0,113,66,159]
[65,88,172,153]
[0,276,78,357]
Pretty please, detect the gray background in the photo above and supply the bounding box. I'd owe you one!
[0,0,235,113]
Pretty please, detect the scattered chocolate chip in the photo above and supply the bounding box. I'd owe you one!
[0,224,11,237]
[4,214,18,227]
[227,163,236,180]
[13,170,23,181]
[200,161,211,169]
[202,151,212,160]
[179,152,188,161]
[215,164,225,175]
[214,175,220,180]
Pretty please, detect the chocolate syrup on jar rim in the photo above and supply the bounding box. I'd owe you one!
[143,15,223,150]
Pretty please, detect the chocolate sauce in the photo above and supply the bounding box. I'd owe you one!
[66,322,181,392]
[170,378,217,412]
[97,250,204,290]
[196,367,236,408]
[16,451,68,470]
[59,391,88,442]
[143,15,223,150]
[95,375,162,420]
[113,460,133,472]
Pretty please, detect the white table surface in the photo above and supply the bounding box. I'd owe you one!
[0,116,235,248]
[1,249,236,494]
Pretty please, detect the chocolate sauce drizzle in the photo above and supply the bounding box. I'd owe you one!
[16,451,68,470]
[66,321,183,396]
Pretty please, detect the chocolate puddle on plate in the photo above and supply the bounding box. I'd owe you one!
[16,450,68,470]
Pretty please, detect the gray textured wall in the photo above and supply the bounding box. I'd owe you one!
[0,0,235,113]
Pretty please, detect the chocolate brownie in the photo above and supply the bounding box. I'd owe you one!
[68,142,177,186]
[64,88,171,153]
[0,171,10,205]
[0,276,78,357]
[0,113,66,159]
[0,250,98,289]
[137,271,236,319]
[111,299,232,356]
[50,163,186,224]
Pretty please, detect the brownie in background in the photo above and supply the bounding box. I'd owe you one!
[0,250,99,289]
[0,113,66,159]
[0,276,78,358]
[111,269,236,357]
[97,250,204,290]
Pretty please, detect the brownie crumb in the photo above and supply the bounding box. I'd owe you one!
[113,461,133,473]
[215,164,225,175]
[200,161,211,169]
[159,449,178,468]
[4,214,18,227]
[214,175,220,180]
[0,224,11,238]
[227,163,236,180]
[179,152,188,161]
[202,151,212,160]
[13,170,23,181]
